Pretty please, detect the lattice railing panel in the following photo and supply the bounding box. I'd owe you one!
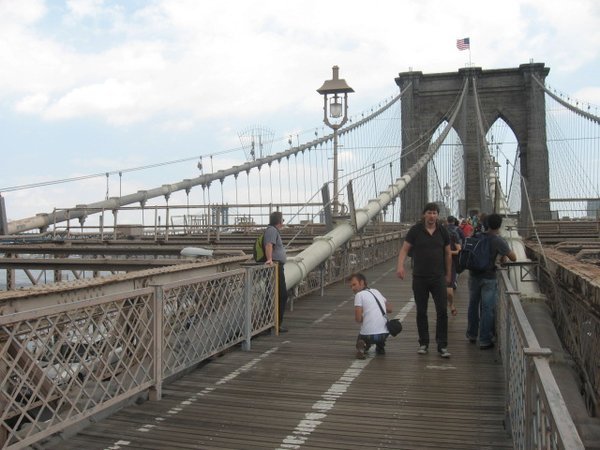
[0,290,155,449]
[248,265,277,333]
[0,265,277,449]
[295,234,401,298]
[497,270,585,449]
[161,266,275,378]
[503,303,527,448]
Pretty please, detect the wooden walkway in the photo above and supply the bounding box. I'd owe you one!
[52,261,512,450]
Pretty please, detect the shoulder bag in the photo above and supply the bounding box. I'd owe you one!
[367,290,402,337]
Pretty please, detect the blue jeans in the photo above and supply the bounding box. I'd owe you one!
[467,275,498,346]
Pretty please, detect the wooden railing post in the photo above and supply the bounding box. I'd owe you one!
[242,266,253,351]
[149,284,164,401]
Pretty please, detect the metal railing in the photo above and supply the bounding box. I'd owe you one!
[1,229,589,449]
[0,232,401,449]
[497,268,585,449]
[0,265,276,449]
[293,232,401,298]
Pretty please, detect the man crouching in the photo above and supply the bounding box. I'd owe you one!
[349,272,392,359]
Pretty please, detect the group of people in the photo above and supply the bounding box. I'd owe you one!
[261,204,517,359]
[352,202,516,359]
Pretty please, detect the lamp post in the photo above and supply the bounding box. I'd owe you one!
[317,66,354,215]
[443,183,451,214]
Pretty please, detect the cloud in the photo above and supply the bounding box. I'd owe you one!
[1,0,599,223]
[0,0,46,24]
[15,93,49,114]
[66,0,107,20]
[43,78,154,124]
[1,0,597,131]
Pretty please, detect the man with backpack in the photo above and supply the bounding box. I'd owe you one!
[263,211,289,332]
[465,213,516,349]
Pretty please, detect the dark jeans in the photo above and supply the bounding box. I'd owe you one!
[412,275,448,349]
[276,262,288,325]
[357,333,388,353]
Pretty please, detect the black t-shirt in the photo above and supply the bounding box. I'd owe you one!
[405,222,449,278]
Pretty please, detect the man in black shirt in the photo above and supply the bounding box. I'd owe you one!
[396,202,452,358]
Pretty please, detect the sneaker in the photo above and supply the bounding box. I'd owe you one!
[356,339,367,359]
[438,348,451,358]
[417,345,428,355]
[480,342,495,350]
[465,333,477,344]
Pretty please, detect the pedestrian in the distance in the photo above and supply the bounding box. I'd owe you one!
[264,211,289,332]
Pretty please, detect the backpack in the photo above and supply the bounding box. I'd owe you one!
[253,232,267,262]
[252,225,275,262]
[457,233,492,273]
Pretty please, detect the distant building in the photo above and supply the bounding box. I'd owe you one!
[587,200,600,218]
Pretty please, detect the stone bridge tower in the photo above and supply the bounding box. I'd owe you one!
[395,62,551,226]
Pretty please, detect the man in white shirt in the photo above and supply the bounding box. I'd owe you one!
[350,273,392,359]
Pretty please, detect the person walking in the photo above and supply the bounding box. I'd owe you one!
[445,216,462,317]
[466,213,517,349]
[264,211,289,332]
[396,202,452,358]
[349,272,391,359]
[460,218,474,238]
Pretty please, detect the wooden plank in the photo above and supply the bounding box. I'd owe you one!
[49,260,512,449]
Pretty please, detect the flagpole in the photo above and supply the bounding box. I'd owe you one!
[469,47,472,66]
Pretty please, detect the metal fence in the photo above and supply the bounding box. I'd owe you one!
[294,232,401,298]
[0,265,276,449]
[0,231,401,449]
[0,228,589,449]
[497,268,585,449]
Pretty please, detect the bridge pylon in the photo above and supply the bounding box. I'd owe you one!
[396,63,551,226]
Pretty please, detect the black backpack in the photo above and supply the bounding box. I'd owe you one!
[457,233,492,273]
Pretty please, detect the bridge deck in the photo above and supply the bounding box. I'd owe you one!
[52,261,512,449]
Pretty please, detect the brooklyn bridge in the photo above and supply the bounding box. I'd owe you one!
[0,62,599,449]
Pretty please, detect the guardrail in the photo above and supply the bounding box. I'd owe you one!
[497,268,585,449]
[0,233,401,448]
[293,232,401,298]
[0,265,276,449]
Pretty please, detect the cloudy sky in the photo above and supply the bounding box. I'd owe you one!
[1,0,599,221]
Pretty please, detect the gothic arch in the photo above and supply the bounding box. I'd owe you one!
[396,63,550,225]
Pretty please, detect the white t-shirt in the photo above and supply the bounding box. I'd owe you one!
[354,288,388,335]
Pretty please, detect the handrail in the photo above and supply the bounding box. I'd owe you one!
[0,234,399,449]
[497,268,585,449]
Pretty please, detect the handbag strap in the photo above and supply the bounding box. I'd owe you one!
[367,289,387,319]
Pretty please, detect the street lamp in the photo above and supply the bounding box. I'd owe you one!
[317,65,354,215]
[443,183,451,212]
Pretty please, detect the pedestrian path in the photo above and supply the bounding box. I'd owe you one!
[52,260,512,449]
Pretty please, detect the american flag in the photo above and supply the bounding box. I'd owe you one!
[456,37,470,51]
